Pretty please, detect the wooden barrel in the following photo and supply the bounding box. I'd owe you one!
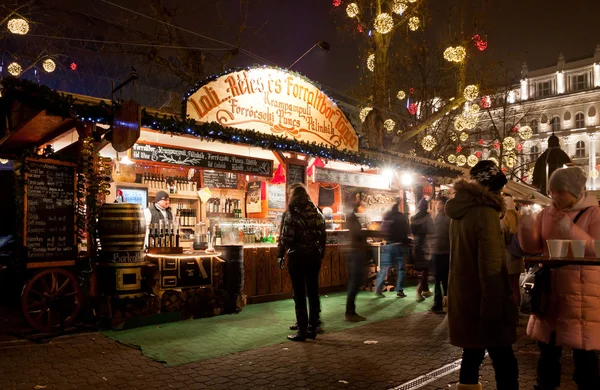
[98,203,146,261]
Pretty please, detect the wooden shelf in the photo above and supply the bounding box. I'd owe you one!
[148,189,198,200]
[116,182,148,189]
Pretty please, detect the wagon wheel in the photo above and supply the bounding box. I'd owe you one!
[21,268,82,333]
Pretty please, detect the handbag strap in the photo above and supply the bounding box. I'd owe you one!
[573,207,591,224]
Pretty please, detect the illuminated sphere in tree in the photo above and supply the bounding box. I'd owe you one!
[397,90,406,100]
[367,54,375,72]
[346,3,359,18]
[463,85,480,102]
[519,125,533,140]
[467,155,479,167]
[7,62,22,76]
[374,13,394,35]
[42,59,56,73]
[408,17,420,31]
[421,135,437,151]
[7,18,29,35]
[359,107,373,122]
[460,132,469,142]
[456,155,467,166]
[447,154,457,164]
[384,119,396,132]
[444,46,466,63]
[503,136,516,151]
[392,0,407,15]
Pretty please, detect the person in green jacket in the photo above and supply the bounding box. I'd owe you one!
[446,161,519,390]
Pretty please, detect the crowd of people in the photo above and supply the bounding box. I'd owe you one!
[276,163,600,389]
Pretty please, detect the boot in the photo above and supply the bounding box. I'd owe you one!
[306,325,317,340]
[287,332,307,342]
[456,383,482,390]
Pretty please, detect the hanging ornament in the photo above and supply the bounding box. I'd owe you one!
[397,90,406,100]
[519,125,533,140]
[7,62,22,76]
[456,145,463,153]
[516,143,523,152]
[480,96,491,108]
[502,167,507,174]
[463,85,480,102]
[409,87,415,94]
[421,135,437,151]
[467,155,479,167]
[447,154,457,163]
[454,116,467,131]
[408,103,418,115]
[333,0,342,6]
[475,151,482,158]
[367,53,375,72]
[472,34,488,51]
[7,18,29,35]
[450,133,458,142]
[503,137,516,151]
[444,46,466,63]
[460,132,469,142]
[408,16,420,31]
[42,59,56,73]
[392,0,407,15]
[357,24,364,32]
[456,155,467,167]
[591,169,599,179]
[359,107,373,122]
[469,104,481,114]
[512,126,519,133]
[384,119,396,132]
[374,13,394,34]
[493,141,500,149]
[346,3,359,17]
[70,62,78,71]
[478,139,485,146]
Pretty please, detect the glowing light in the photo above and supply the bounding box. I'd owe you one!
[472,34,488,51]
[381,168,394,180]
[488,157,499,167]
[401,172,414,186]
[478,139,484,146]
[42,59,56,73]
[469,104,480,113]
[447,154,457,164]
[475,151,482,158]
[456,155,467,166]
[505,155,515,168]
[70,62,78,71]
[460,132,469,142]
[450,133,458,142]
[503,137,516,151]
[454,116,466,131]
[408,103,418,115]
[367,53,375,72]
[7,18,29,35]
[481,96,491,108]
[374,13,394,34]
[359,107,373,122]
[591,169,599,179]
[346,3,359,17]
[467,155,479,167]
[408,16,420,31]
[493,141,500,149]
[456,145,463,153]
[392,0,407,15]
[421,135,437,151]
[519,125,533,140]
[0,159,8,164]
[397,90,406,100]
[119,155,134,165]
[463,85,479,102]
[516,143,523,152]
[444,46,467,63]
[333,0,342,6]
[7,62,22,76]
[384,119,396,132]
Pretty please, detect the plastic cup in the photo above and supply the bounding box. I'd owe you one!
[593,240,600,258]
[570,240,586,258]
[547,240,569,258]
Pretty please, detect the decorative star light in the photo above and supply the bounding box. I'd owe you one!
[519,125,533,140]
[463,85,479,102]
[367,53,375,72]
[467,155,479,167]
[7,18,29,35]
[392,0,407,15]
[359,107,373,122]
[7,62,22,76]
[42,59,56,73]
[346,3,359,17]
[408,16,420,31]
[421,135,437,151]
[374,13,394,34]
[397,90,406,100]
[444,46,466,63]
[503,136,516,151]
[384,119,396,131]
[456,155,467,166]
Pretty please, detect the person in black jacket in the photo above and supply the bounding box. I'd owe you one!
[374,200,411,298]
[277,183,327,342]
[345,200,370,321]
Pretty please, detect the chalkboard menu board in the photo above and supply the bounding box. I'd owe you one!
[132,143,272,177]
[202,171,239,189]
[267,184,286,210]
[24,159,77,263]
[315,167,390,190]
[287,163,306,186]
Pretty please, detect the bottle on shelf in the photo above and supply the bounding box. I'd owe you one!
[175,224,180,247]
[148,223,156,248]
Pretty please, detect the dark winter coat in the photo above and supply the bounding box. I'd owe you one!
[432,213,451,255]
[446,180,518,349]
[382,208,410,245]
[277,196,327,259]
[411,210,433,268]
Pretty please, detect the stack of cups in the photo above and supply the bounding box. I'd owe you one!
[547,240,590,258]
[594,241,600,258]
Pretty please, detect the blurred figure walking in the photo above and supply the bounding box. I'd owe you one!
[501,195,525,308]
[277,184,327,342]
[345,201,369,321]
[412,198,434,301]
[430,196,450,313]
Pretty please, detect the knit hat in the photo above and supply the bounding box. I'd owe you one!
[155,191,170,202]
[470,160,508,192]
[418,198,428,211]
[548,167,587,198]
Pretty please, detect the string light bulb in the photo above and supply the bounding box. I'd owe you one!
[467,155,479,167]
[359,107,373,122]
[367,53,375,72]
[392,0,407,15]
[456,155,467,166]
[463,85,479,102]
[447,154,457,164]
[7,18,29,35]
[374,13,394,34]
[397,90,406,100]
[346,3,359,18]
[42,59,56,73]
[503,136,516,151]
[7,62,22,76]
[443,46,467,63]
[384,119,396,131]
[421,135,437,151]
[408,16,420,31]
[519,125,533,140]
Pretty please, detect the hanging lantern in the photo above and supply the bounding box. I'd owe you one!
[493,141,501,149]
[408,103,418,115]
[346,3,359,17]
[444,46,466,63]
[374,13,394,34]
[516,143,523,152]
[450,133,458,142]
[421,135,437,151]
[456,145,463,153]
[7,18,29,35]
[478,139,485,146]
[333,0,342,6]
[481,96,491,108]
[475,151,482,158]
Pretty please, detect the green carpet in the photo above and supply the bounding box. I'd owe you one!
[102,288,431,366]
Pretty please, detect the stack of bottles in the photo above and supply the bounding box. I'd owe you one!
[175,204,197,226]
[206,196,243,217]
[148,221,180,248]
[142,173,197,193]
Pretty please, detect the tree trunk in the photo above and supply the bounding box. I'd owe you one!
[366,32,391,150]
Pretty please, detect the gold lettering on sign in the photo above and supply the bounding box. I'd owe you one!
[186,68,359,151]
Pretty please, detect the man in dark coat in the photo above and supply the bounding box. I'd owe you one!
[532,133,572,195]
[446,161,519,390]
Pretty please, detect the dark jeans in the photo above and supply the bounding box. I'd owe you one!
[537,333,600,389]
[432,253,449,308]
[288,251,321,333]
[346,250,367,314]
[460,346,519,389]
[375,244,406,293]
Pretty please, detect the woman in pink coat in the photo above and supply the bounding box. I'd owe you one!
[519,167,600,389]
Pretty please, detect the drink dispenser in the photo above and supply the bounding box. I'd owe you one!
[193,221,208,250]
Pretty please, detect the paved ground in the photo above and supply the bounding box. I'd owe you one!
[0,311,579,390]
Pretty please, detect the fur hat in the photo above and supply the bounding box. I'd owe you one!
[470,161,508,192]
[548,167,587,198]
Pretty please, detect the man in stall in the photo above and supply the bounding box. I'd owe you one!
[144,191,173,247]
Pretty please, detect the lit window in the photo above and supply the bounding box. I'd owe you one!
[576,140,586,158]
[538,81,551,97]
[572,74,588,91]
[531,119,539,134]
[575,113,585,128]
[550,116,561,132]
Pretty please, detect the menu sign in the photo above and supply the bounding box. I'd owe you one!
[24,159,76,262]
[315,167,390,190]
[267,184,285,210]
[132,143,273,177]
[246,181,262,213]
[185,67,359,151]
[287,163,306,186]
[202,171,239,189]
